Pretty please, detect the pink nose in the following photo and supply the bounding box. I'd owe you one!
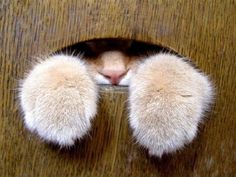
[100,70,127,85]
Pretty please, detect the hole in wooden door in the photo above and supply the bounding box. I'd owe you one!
[56,38,179,87]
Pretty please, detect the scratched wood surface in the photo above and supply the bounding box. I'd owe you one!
[0,0,235,177]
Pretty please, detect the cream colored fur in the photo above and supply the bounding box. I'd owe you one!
[86,51,139,86]
[128,53,213,157]
[20,55,98,146]
[20,53,213,157]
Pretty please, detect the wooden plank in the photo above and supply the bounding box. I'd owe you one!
[0,0,235,176]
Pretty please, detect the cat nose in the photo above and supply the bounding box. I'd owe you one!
[100,70,127,85]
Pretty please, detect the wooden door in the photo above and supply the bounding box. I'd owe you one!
[0,0,235,176]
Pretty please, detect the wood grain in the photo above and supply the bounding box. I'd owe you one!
[0,0,235,176]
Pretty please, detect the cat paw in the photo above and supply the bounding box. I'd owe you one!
[19,54,98,146]
[129,53,214,157]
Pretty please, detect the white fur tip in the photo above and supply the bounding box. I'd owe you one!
[128,53,214,157]
[19,54,98,146]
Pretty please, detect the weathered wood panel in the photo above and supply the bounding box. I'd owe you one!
[0,0,235,176]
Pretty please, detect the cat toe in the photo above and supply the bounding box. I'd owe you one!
[20,54,98,146]
[129,53,214,157]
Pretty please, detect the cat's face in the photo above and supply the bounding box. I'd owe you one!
[86,51,139,86]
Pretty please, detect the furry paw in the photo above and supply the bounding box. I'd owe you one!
[129,53,214,157]
[19,54,98,146]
